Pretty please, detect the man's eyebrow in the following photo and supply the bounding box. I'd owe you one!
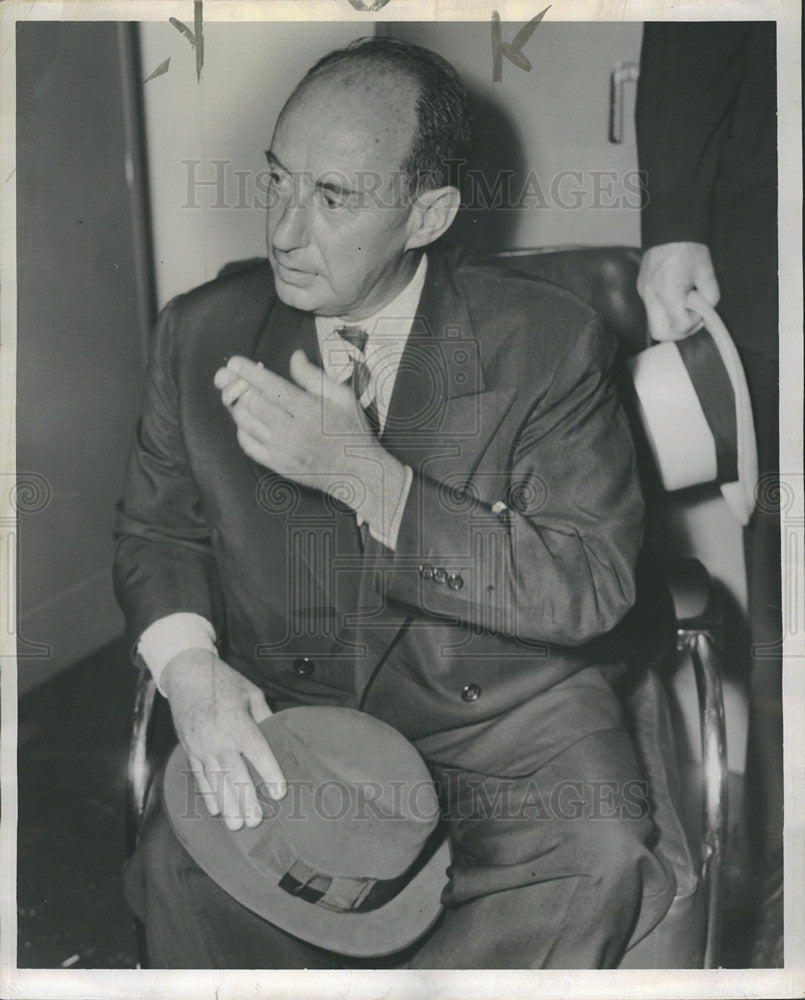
[264,149,359,197]
[264,150,288,172]
[315,176,359,198]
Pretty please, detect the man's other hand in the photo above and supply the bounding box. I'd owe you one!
[161,648,286,831]
[637,242,721,340]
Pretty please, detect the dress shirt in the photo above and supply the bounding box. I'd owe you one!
[315,253,427,434]
[138,255,427,690]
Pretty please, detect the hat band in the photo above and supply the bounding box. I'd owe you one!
[676,328,738,483]
[245,814,439,914]
[277,839,437,913]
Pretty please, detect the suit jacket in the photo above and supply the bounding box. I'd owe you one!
[635,22,778,359]
[113,242,644,778]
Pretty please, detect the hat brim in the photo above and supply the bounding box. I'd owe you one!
[163,742,451,959]
[686,291,759,525]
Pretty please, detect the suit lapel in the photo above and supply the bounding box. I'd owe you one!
[247,292,363,612]
[251,295,322,376]
[382,249,516,484]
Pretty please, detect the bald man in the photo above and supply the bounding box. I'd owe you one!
[115,37,675,968]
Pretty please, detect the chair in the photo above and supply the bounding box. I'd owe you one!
[126,245,729,969]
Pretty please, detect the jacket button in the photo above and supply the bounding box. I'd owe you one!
[461,683,481,702]
[419,565,434,579]
[293,657,315,677]
[447,574,464,591]
[433,568,448,584]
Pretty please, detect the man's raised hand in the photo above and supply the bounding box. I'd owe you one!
[214,352,403,516]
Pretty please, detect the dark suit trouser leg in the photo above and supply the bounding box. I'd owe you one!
[405,725,675,969]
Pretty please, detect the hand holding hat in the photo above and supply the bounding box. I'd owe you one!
[163,705,451,957]
[627,283,759,525]
[637,241,721,341]
[161,648,287,831]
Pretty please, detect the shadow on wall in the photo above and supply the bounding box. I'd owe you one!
[452,84,530,253]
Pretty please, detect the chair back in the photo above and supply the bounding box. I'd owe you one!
[496,247,648,355]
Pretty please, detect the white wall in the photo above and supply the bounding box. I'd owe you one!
[16,23,148,694]
[140,22,366,307]
[381,20,644,252]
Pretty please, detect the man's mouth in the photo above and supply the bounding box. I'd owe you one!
[273,257,317,286]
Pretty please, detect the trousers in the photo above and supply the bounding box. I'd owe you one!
[125,665,676,968]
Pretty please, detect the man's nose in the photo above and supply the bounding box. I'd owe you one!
[271,198,311,253]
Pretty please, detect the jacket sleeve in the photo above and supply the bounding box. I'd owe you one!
[113,296,222,652]
[635,21,752,248]
[376,318,644,646]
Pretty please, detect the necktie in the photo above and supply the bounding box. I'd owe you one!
[335,325,380,435]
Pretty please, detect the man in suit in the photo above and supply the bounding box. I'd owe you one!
[635,21,781,965]
[115,37,675,968]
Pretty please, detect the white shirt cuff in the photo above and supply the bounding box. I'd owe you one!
[137,612,217,695]
[364,464,413,550]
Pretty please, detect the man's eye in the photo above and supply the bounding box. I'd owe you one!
[317,189,347,211]
[268,169,288,186]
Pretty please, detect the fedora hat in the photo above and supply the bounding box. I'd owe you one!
[627,290,759,525]
[163,706,450,958]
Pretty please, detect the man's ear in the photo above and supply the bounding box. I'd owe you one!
[404,186,461,250]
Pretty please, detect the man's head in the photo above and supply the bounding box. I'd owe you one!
[264,37,473,318]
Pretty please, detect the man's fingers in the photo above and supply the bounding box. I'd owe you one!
[189,754,220,817]
[221,376,250,408]
[235,426,296,479]
[664,296,694,338]
[694,266,721,307]
[233,407,292,458]
[219,751,263,829]
[239,722,287,800]
[290,349,356,408]
[213,366,238,391]
[233,385,295,432]
[643,295,676,342]
[288,350,318,393]
[197,753,230,819]
[227,356,299,407]
[289,349,339,401]
[638,242,720,339]
[247,684,273,724]
[236,426,275,468]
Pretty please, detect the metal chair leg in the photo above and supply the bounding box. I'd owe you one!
[126,666,158,855]
[125,666,158,968]
[678,626,728,969]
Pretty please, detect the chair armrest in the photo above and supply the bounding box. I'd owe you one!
[667,555,728,969]
[125,666,158,856]
[665,556,723,632]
